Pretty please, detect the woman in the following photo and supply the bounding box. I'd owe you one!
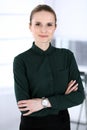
[13,4,85,130]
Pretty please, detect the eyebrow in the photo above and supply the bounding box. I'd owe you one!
[35,21,55,24]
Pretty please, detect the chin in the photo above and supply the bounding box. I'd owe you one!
[39,40,51,44]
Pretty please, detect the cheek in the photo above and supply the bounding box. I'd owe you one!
[33,28,40,34]
[48,30,55,35]
[30,26,38,32]
[31,28,39,36]
[49,28,56,33]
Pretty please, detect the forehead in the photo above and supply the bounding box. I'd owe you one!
[32,10,55,23]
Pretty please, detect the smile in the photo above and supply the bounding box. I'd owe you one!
[39,35,48,38]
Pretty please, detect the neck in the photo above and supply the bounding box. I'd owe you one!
[35,42,50,51]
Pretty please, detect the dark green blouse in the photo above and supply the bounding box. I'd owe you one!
[13,42,85,117]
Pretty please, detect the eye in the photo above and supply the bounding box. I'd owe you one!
[47,23,53,26]
[35,22,41,26]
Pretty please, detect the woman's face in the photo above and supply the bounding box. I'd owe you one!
[29,11,56,44]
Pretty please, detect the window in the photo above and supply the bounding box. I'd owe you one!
[0,0,44,88]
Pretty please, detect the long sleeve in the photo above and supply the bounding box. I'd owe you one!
[13,43,85,117]
[13,56,30,102]
[48,51,85,110]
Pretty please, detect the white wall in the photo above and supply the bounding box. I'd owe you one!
[0,1,87,129]
[0,88,20,130]
[0,0,45,130]
[44,0,87,41]
[44,0,87,124]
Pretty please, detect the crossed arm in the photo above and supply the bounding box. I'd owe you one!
[18,80,78,116]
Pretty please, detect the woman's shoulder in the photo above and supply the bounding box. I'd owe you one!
[13,48,32,61]
[55,47,73,56]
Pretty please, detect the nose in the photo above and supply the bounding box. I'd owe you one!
[40,25,47,33]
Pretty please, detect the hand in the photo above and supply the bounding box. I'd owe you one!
[65,80,78,95]
[18,98,43,116]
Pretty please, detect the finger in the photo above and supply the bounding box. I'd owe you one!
[68,84,78,93]
[23,111,32,116]
[67,80,76,90]
[65,83,78,94]
[73,84,78,91]
[18,103,27,108]
[18,100,27,105]
[19,107,29,111]
[73,87,78,91]
[68,80,73,86]
[69,80,76,87]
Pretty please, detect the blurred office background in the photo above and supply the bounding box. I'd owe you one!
[0,0,87,130]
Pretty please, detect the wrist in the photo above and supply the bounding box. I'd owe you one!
[41,97,51,108]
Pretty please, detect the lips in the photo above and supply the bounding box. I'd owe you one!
[39,35,48,38]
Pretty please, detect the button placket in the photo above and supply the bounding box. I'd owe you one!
[47,56,54,94]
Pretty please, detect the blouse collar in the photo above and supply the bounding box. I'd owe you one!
[31,42,55,55]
